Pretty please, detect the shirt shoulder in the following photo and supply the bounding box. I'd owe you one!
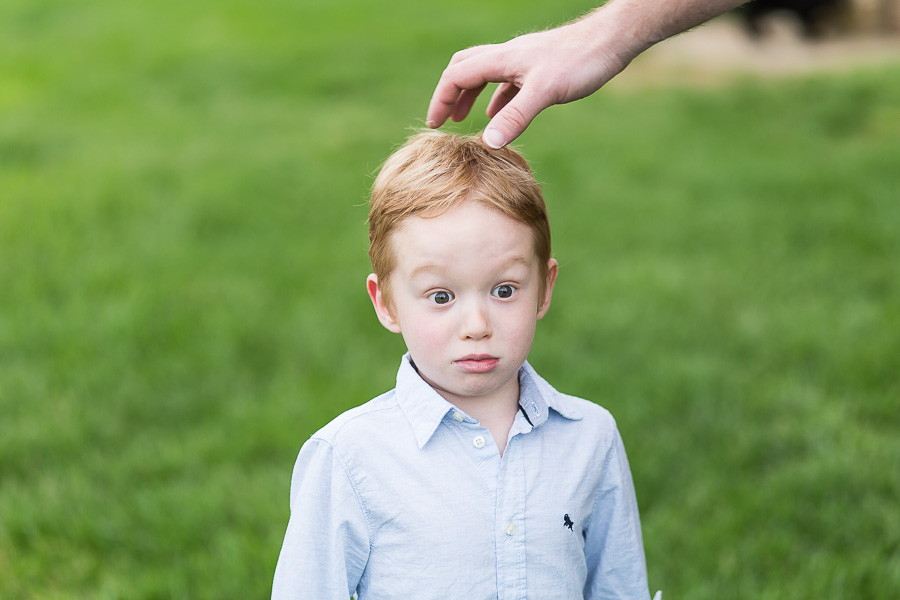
[309,389,401,447]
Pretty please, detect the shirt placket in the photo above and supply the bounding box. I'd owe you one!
[495,432,527,600]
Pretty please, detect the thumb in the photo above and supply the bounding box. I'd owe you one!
[482,90,545,149]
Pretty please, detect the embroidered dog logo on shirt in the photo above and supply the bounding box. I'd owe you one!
[563,514,574,531]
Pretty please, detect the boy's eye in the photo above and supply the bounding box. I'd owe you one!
[492,285,516,299]
[428,291,454,305]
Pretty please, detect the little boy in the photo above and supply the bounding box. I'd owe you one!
[272,131,654,599]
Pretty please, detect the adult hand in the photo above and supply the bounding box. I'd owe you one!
[426,12,640,149]
[426,0,747,148]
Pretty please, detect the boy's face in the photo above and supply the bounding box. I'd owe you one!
[367,201,558,410]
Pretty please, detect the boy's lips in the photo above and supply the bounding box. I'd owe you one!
[454,355,499,373]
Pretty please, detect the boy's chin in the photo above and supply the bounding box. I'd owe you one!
[440,375,518,403]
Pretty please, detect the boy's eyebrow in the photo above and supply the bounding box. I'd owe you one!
[493,255,534,273]
[408,254,534,281]
[408,264,443,280]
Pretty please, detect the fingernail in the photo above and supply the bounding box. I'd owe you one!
[426,119,436,128]
[483,127,506,149]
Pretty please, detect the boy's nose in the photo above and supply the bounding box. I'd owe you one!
[460,302,492,341]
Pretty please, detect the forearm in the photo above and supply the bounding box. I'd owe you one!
[585,0,748,56]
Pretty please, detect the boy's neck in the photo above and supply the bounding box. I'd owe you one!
[444,382,521,457]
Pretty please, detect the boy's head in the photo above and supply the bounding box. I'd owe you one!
[365,131,558,408]
[367,130,552,312]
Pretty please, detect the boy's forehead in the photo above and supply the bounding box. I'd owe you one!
[388,202,538,273]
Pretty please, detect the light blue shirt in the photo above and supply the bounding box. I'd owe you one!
[272,355,651,600]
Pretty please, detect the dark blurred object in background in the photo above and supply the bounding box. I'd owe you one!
[741,0,848,38]
[739,0,900,38]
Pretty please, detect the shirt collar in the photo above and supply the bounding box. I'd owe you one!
[395,354,583,449]
[518,361,583,424]
[395,355,458,449]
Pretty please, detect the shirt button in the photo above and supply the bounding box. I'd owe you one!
[452,412,465,422]
[472,435,486,449]
[505,523,517,536]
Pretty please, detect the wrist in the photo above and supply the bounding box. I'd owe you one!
[576,2,655,69]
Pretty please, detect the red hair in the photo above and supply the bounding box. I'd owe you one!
[368,130,552,310]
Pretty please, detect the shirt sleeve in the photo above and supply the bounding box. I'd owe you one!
[583,427,651,600]
[272,438,371,600]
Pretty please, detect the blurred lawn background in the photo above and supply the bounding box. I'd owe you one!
[1,0,899,598]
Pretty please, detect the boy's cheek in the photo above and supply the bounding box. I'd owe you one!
[406,319,442,345]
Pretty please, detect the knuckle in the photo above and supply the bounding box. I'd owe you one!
[503,104,529,130]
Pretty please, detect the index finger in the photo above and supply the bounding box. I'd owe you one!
[426,47,513,128]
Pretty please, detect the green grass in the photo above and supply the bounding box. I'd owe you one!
[2,0,899,598]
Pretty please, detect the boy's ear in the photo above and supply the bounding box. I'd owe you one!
[366,274,401,333]
[537,258,559,320]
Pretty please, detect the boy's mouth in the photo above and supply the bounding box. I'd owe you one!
[454,355,499,373]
